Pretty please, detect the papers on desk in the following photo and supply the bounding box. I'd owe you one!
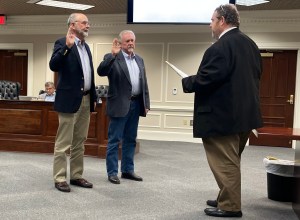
[165,61,188,78]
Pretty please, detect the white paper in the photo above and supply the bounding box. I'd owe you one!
[165,61,188,78]
[252,129,258,138]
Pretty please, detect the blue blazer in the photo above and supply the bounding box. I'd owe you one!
[97,52,150,117]
[49,37,97,113]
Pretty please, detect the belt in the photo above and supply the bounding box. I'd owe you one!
[83,90,90,96]
[130,94,141,100]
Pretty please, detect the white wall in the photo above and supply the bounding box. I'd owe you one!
[0,12,300,143]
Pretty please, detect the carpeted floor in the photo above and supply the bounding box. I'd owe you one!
[0,140,298,220]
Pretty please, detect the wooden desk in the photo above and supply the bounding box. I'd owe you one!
[255,127,300,140]
[0,99,109,158]
[250,127,300,147]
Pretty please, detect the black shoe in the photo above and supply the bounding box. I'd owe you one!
[108,175,120,184]
[70,178,93,188]
[121,172,143,181]
[204,207,242,217]
[55,181,71,192]
[206,199,218,207]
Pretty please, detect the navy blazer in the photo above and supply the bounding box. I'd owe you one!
[49,37,97,113]
[97,52,150,117]
[182,28,263,138]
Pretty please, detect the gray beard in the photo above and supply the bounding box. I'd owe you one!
[83,31,88,38]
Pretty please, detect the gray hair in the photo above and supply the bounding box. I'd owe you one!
[45,81,55,88]
[215,4,240,27]
[67,13,77,26]
[118,30,136,42]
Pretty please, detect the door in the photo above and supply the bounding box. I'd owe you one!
[0,50,28,95]
[249,50,297,147]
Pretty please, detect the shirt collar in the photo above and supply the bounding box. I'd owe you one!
[75,37,84,46]
[219,27,237,39]
[122,50,135,59]
[46,92,55,96]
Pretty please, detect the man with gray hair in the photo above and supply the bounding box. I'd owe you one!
[49,13,97,192]
[38,81,56,101]
[182,4,262,217]
[97,30,150,185]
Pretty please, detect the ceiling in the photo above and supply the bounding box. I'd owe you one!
[0,0,300,16]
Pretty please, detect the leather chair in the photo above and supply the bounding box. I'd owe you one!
[95,85,108,103]
[0,80,21,100]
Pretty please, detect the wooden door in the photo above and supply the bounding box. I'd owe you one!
[249,50,297,147]
[0,50,28,95]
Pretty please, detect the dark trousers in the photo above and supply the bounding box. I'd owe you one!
[106,99,140,176]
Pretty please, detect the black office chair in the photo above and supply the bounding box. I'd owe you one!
[95,85,109,103]
[0,80,21,100]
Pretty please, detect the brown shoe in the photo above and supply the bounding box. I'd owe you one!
[70,178,93,188]
[55,181,70,192]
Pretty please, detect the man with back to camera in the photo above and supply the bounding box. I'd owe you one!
[49,13,97,192]
[97,30,150,184]
[38,81,56,102]
[181,4,263,217]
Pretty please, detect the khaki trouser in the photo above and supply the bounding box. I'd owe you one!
[202,131,250,212]
[53,95,90,183]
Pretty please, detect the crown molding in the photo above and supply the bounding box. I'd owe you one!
[0,10,300,35]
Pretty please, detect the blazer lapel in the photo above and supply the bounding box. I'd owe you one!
[72,44,84,73]
[85,43,94,76]
[117,53,132,85]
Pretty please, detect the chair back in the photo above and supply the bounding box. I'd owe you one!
[95,85,109,103]
[0,80,21,100]
[95,85,109,98]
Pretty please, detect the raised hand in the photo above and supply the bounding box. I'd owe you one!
[66,27,75,48]
[111,38,121,56]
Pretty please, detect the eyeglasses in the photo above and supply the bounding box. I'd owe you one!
[74,20,90,26]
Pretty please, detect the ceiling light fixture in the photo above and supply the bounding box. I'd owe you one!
[27,0,94,10]
[236,0,269,6]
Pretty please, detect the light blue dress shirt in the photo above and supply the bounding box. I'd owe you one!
[122,50,141,96]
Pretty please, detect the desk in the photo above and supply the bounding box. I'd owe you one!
[0,99,109,158]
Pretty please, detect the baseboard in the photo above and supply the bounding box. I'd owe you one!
[137,130,254,146]
[137,130,202,143]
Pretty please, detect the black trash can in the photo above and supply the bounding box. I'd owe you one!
[267,172,295,202]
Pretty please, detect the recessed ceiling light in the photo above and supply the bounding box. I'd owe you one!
[236,0,269,6]
[27,0,94,10]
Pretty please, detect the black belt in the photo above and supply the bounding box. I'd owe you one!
[130,94,141,100]
[83,90,90,96]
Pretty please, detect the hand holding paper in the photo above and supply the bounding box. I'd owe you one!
[165,61,188,78]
